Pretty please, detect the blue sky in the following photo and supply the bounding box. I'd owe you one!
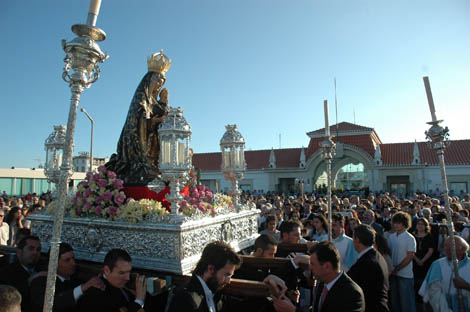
[1,0,469,169]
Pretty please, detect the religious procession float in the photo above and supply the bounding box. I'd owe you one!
[30,51,258,275]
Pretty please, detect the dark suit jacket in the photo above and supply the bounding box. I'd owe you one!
[78,277,142,312]
[314,272,364,312]
[0,262,35,312]
[30,275,80,312]
[166,275,224,312]
[348,248,389,312]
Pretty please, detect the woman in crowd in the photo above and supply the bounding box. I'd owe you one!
[260,214,281,242]
[311,214,328,242]
[412,217,435,302]
[345,216,361,237]
[4,207,23,246]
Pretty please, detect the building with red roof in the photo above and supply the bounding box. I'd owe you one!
[193,122,470,195]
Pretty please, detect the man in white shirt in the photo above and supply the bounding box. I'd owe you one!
[0,209,9,245]
[388,211,416,312]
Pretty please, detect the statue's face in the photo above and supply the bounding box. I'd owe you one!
[150,75,165,96]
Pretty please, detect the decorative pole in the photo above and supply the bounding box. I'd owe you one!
[423,76,464,312]
[319,100,335,242]
[43,1,108,311]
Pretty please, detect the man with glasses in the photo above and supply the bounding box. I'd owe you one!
[0,209,9,245]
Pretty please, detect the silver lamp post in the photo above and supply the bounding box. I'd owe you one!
[220,125,246,212]
[423,76,464,312]
[320,100,335,242]
[80,108,94,172]
[158,107,192,218]
[44,125,67,189]
[43,1,108,311]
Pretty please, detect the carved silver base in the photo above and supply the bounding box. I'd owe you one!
[29,208,259,275]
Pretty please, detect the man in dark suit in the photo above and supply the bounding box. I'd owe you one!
[310,241,365,312]
[30,243,105,312]
[348,225,389,312]
[78,248,147,312]
[272,241,365,312]
[0,235,42,312]
[167,240,287,312]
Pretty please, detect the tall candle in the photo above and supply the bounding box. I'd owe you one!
[423,77,437,122]
[57,153,63,168]
[88,0,102,15]
[324,100,330,136]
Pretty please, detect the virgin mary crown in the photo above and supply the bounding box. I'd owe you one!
[147,50,171,76]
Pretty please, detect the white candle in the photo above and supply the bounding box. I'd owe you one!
[88,0,102,15]
[324,100,330,136]
[57,153,63,168]
[423,77,437,122]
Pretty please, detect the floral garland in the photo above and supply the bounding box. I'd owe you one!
[180,184,233,216]
[44,167,236,223]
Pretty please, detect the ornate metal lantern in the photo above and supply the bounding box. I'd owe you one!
[158,107,192,217]
[220,124,246,211]
[44,125,67,185]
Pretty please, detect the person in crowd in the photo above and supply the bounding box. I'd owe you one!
[311,214,328,242]
[260,214,281,242]
[345,216,361,238]
[167,240,287,312]
[30,243,105,312]
[331,213,358,271]
[412,217,435,303]
[0,209,9,246]
[4,207,23,246]
[273,241,365,312]
[0,284,22,312]
[418,236,470,311]
[78,248,147,312]
[0,235,42,312]
[275,220,303,258]
[362,208,385,237]
[388,211,417,312]
[348,224,389,312]
[375,232,394,275]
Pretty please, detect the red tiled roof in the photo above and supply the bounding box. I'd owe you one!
[306,134,377,159]
[193,148,302,171]
[308,122,374,135]
[381,140,470,166]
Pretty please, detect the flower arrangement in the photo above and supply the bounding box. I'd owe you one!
[179,184,233,216]
[72,165,127,220]
[117,198,168,223]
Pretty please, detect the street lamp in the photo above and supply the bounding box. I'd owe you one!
[80,108,94,172]
[158,107,192,218]
[220,124,246,212]
[43,1,108,311]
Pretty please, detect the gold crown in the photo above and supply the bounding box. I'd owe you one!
[147,50,171,76]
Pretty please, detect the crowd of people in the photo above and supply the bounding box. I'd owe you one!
[0,189,469,311]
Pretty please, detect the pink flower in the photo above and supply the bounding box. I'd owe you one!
[86,172,93,180]
[206,191,213,199]
[197,203,206,212]
[113,179,124,189]
[94,205,103,215]
[98,165,106,173]
[72,198,78,206]
[93,173,101,182]
[114,193,125,205]
[103,191,113,202]
[84,188,93,197]
[109,206,117,216]
[107,171,116,180]
[199,191,206,199]
[85,202,91,212]
[97,179,108,188]
[180,200,187,209]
